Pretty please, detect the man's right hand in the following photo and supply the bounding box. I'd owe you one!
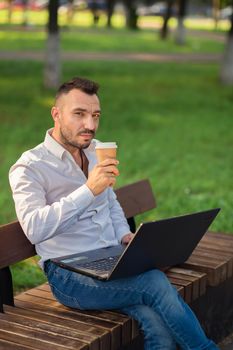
[86,159,119,196]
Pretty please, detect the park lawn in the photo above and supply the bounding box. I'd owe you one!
[0,26,226,54]
[0,60,232,292]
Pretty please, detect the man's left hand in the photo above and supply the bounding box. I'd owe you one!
[121,233,134,245]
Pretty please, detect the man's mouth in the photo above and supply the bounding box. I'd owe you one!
[80,133,93,138]
[78,130,95,140]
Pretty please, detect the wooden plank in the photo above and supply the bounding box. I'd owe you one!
[167,275,192,303]
[172,284,185,299]
[167,270,198,301]
[191,249,228,276]
[0,338,34,350]
[167,270,201,302]
[0,221,35,269]
[180,256,226,286]
[115,179,156,219]
[1,306,100,350]
[207,231,233,241]
[0,320,88,350]
[24,284,133,347]
[195,245,233,279]
[202,233,233,249]
[14,296,122,350]
[168,267,207,297]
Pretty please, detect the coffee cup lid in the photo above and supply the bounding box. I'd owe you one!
[95,142,117,149]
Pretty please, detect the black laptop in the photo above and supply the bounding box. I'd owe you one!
[51,208,220,281]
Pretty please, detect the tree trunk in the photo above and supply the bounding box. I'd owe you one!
[7,0,13,23]
[123,0,138,30]
[212,0,220,30]
[106,0,115,28]
[175,0,188,45]
[44,0,60,89]
[160,0,174,40]
[220,10,233,85]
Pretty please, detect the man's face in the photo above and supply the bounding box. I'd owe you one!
[52,89,101,150]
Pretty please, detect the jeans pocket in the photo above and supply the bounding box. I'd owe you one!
[50,280,82,309]
[46,262,72,285]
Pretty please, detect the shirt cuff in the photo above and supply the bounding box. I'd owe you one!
[115,225,131,243]
[67,184,95,211]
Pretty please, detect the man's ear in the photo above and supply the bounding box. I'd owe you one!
[51,106,60,123]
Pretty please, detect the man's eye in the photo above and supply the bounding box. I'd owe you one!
[75,112,83,116]
[93,114,100,119]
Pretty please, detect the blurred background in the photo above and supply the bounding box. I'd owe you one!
[0,0,233,291]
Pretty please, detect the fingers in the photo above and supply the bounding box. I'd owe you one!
[86,159,120,196]
[121,233,134,244]
[96,159,120,176]
[103,165,120,177]
[98,158,119,167]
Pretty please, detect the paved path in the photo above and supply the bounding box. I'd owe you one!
[0,50,223,63]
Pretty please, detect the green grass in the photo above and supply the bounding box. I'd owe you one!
[0,59,232,292]
[0,27,226,53]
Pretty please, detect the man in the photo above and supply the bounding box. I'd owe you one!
[9,77,219,350]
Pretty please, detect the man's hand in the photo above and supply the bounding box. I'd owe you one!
[121,233,134,245]
[86,159,119,196]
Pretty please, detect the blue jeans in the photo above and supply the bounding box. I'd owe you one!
[44,261,218,350]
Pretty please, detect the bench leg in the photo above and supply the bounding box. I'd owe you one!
[0,267,14,308]
[127,217,136,233]
[0,287,3,312]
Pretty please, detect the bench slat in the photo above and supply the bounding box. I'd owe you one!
[115,179,156,219]
[0,320,88,350]
[0,338,34,350]
[37,283,134,347]
[24,286,133,348]
[167,276,192,303]
[168,267,207,297]
[15,293,125,350]
[0,312,97,349]
[3,304,103,349]
[0,221,35,269]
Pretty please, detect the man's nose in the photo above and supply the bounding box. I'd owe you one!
[84,114,95,130]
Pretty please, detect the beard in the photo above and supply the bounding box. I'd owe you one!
[59,127,95,150]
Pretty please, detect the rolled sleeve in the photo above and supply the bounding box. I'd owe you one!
[68,184,95,210]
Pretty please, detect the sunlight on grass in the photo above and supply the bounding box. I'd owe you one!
[185,18,230,31]
[0,7,230,32]
[0,27,225,53]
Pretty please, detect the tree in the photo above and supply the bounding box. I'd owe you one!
[160,0,175,39]
[106,0,116,28]
[212,0,220,29]
[44,0,60,89]
[123,0,139,30]
[175,0,188,45]
[220,4,233,85]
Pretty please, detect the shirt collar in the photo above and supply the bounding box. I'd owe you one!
[44,128,97,159]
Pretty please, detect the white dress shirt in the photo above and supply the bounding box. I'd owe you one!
[9,129,130,268]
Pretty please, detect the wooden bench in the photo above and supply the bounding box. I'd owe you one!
[0,179,233,349]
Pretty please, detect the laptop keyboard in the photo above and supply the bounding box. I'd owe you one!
[77,256,120,272]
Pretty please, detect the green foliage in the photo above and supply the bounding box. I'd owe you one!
[11,258,47,294]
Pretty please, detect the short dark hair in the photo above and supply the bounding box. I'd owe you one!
[55,77,99,101]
